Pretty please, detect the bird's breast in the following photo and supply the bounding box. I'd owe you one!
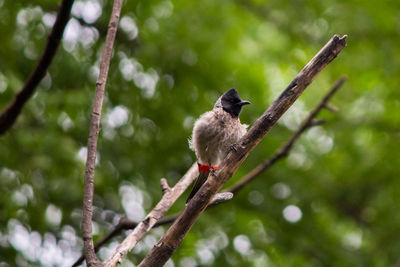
[191,109,247,165]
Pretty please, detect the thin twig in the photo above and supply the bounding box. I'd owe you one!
[71,76,346,266]
[324,103,339,112]
[137,34,347,267]
[0,0,74,135]
[81,0,123,266]
[72,215,179,267]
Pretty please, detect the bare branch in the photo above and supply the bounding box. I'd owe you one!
[81,0,123,266]
[0,0,74,135]
[226,76,347,194]
[211,192,234,204]
[137,34,347,267]
[324,103,339,112]
[102,164,198,267]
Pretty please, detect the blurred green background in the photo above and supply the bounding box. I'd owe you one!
[1,0,399,266]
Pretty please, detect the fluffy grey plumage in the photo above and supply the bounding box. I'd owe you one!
[187,88,250,203]
[189,108,248,166]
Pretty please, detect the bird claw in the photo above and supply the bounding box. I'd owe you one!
[230,143,238,152]
[210,168,216,176]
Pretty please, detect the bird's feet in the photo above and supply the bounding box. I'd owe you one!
[230,143,238,152]
[209,165,218,176]
[210,168,216,176]
[198,162,218,175]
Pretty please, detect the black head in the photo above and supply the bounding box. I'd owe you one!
[218,88,250,117]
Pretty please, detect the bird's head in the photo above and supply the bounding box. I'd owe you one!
[214,88,250,117]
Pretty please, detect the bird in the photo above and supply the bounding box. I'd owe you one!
[187,88,250,203]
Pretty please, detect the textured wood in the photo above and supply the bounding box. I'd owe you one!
[138,34,347,267]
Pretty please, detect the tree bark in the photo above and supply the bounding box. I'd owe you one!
[138,34,347,267]
[81,0,123,266]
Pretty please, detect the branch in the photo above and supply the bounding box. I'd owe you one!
[226,76,346,194]
[137,34,347,267]
[102,164,198,266]
[72,215,178,267]
[211,192,234,204]
[0,0,74,135]
[72,76,346,267]
[81,0,123,266]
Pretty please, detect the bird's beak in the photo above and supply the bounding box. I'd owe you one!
[240,100,251,106]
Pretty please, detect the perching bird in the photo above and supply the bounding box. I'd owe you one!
[187,88,250,203]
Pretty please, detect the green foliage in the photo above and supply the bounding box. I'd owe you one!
[1,0,399,266]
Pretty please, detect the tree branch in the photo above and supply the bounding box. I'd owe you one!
[0,0,74,135]
[137,34,347,267]
[102,164,198,266]
[226,76,346,194]
[81,0,123,266]
[71,75,346,267]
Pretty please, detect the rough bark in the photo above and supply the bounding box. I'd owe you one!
[81,0,123,266]
[0,0,74,135]
[137,34,347,267]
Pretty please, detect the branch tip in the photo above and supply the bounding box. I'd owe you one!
[160,178,171,195]
[211,192,234,205]
[324,103,339,112]
[334,34,348,43]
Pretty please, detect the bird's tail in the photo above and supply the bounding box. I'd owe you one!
[186,170,209,204]
[186,164,218,204]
